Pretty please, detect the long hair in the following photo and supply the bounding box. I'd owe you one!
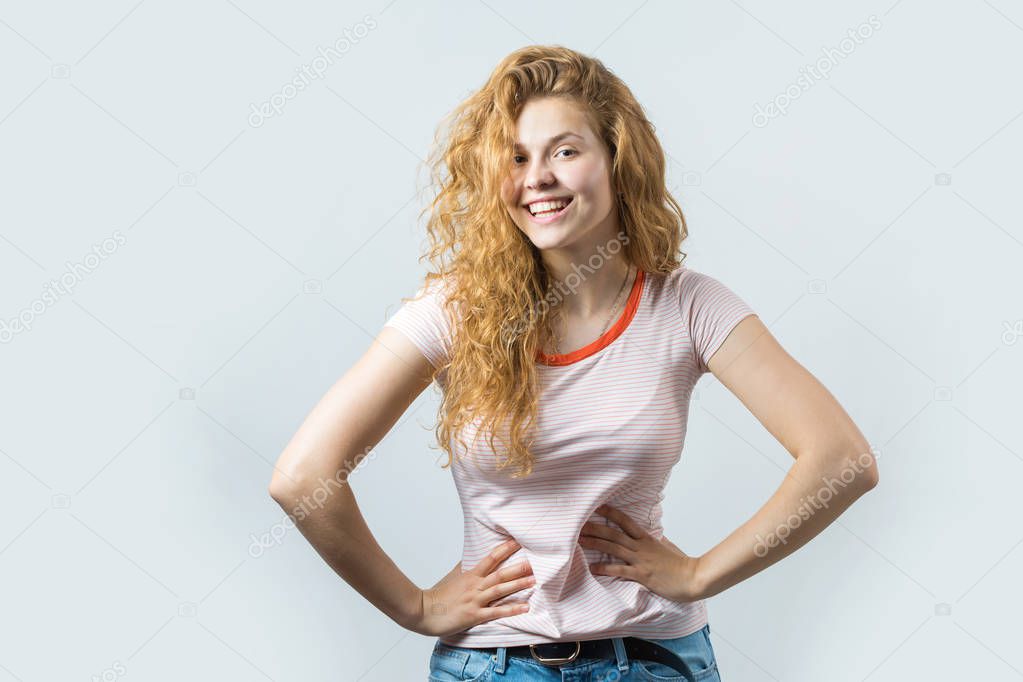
[416,45,687,478]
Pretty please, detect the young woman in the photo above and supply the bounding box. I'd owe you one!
[269,46,878,681]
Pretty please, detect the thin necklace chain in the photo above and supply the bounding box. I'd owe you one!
[551,263,633,356]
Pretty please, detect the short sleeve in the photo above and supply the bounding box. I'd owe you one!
[382,278,454,371]
[677,267,757,374]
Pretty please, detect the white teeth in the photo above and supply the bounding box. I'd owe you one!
[528,199,569,216]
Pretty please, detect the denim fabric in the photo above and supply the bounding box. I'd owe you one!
[427,624,720,681]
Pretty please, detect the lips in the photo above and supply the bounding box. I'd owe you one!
[525,196,573,217]
[524,197,574,225]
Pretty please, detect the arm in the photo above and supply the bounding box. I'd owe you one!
[268,326,435,629]
[692,314,879,598]
[269,326,534,636]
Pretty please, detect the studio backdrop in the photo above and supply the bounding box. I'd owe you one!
[1,1,1021,680]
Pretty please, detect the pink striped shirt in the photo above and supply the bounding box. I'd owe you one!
[383,265,757,646]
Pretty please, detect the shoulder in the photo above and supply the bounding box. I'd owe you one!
[641,265,721,311]
[382,273,461,372]
[669,264,714,289]
[669,265,757,370]
[663,264,718,305]
[670,265,746,307]
[398,272,458,317]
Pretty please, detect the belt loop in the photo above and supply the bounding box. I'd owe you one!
[494,646,507,674]
[612,636,629,673]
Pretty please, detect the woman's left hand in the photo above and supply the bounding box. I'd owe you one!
[579,503,705,603]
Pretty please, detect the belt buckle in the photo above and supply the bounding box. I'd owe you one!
[529,641,581,665]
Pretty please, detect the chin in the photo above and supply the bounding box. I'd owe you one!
[523,226,574,251]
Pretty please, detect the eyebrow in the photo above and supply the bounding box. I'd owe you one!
[512,131,584,150]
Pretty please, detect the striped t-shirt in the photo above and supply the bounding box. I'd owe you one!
[383,265,757,647]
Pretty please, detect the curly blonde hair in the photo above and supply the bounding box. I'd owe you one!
[415,45,688,478]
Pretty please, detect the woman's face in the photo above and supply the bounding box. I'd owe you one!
[500,97,617,255]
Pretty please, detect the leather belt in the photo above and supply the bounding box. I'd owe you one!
[473,636,694,679]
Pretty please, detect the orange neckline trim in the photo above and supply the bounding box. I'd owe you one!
[536,269,646,367]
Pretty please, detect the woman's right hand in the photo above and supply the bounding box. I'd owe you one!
[408,538,535,637]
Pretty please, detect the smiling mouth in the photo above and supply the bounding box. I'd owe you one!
[525,197,574,217]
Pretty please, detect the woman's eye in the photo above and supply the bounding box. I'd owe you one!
[512,149,575,164]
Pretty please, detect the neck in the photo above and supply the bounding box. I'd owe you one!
[543,251,633,318]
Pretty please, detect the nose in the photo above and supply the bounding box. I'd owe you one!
[525,156,555,191]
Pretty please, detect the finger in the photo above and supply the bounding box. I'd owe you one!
[579,534,636,562]
[595,504,647,540]
[469,538,520,577]
[479,573,536,605]
[479,601,530,622]
[580,521,639,551]
[477,559,532,591]
[590,562,634,579]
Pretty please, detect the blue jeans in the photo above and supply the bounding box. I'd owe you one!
[428,624,720,681]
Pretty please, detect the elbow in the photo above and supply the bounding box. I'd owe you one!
[268,465,306,505]
[856,463,879,495]
[862,457,879,492]
[856,444,880,492]
[268,479,293,507]
[812,446,879,499]
[840,446,880,496]
[866,450,880,485]
[268,479,290,505]
[268,445,322,504]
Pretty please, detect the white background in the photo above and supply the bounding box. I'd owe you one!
[1,1,1021,680]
